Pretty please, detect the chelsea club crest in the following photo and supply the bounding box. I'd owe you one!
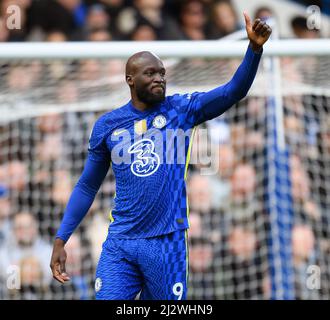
[152,115,166,129]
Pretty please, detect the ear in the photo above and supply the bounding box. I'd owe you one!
[126,75,133,86]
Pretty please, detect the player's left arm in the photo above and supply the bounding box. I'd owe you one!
[192,12,272,124]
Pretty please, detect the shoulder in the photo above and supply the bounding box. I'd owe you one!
[89,111,114,146]
[89,105,129,147]
[94,110,113,128]
[166,92,203,109]
[93,105,127,133]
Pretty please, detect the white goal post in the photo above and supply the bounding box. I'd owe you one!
[0,39,330,59]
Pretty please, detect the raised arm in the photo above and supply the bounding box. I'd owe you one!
[189,13,272,125]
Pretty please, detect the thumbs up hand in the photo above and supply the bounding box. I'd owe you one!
[243,12,272,52]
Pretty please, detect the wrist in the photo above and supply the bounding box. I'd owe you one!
[249,41,263,53]
[54,237,66,247]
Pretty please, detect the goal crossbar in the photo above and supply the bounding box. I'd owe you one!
[0,39,329,59]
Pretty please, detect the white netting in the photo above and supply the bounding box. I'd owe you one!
[0,43,330,300]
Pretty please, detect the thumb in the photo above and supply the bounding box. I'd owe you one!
[243,11,251,30]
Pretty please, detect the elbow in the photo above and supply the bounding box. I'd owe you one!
[235,87,250,101]
[75,179,98,198]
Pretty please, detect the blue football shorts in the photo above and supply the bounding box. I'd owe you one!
[94,229,188,300]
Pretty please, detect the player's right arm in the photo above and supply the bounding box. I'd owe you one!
[50,116,111,284]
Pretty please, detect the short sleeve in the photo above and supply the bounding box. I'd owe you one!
[88,116,111,162]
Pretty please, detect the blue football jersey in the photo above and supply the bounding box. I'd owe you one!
[88,93,206,239]
[56,45,262,243]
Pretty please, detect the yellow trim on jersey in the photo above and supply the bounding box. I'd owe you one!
[184,126,197,181]
[184,126,197,225]
[185,229,189,285]
[109,192,116,223]
[109,210,114,223]
[186,196,190,228]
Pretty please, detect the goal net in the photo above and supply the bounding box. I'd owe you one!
[0,40,329,300]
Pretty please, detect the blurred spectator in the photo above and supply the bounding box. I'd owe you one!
[314,116,330,210]
[227,163,257,222]
[187,173,213,214]
[6,65,35,94]
[74,4,112,40]
[290,154,321,221]
[292,224,315,266]
[34,113,65,186]
[0,161,28,192]
[37,0,82,39]
[206,0,241,39]
[79,59,102,81]
[51,169,72,206]
[37,113,63,134]
[65,234,90,299]
[45,31,72,84]
[230,124,247,161]
[291,15,320,39]
[292,224,319,299]
[285,114,306,153]
[254,6,274,22]
[56,79,79,104]
[218,144,235,180]
[0,211,52,298]
[36,133,63,163]
[0,17,9,42]
[222,222,264,299]
[218,161,265,299]
[290,154,311,204]
[116,0,167,40]
[188,211,203,239]
[86,4,110,30]
[87,28,112,41]
[188,236,216,299]
[85,0,125,23]
[208,117,231,145]
[16,256,46,299]
[189,237,213,273]
[0,186,12,248]
[176,0,207,40]
[86,209,109,266]
[228,226,257,261]
[87,27,112,41]
[212,144,234,210]
[130,24,157,41]
[46,30,68,42]
[187,169,224,242]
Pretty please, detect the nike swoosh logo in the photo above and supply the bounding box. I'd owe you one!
[113,129,127,136]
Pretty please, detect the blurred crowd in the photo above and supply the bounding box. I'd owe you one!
[0,0,324,43]
[1,91,330,300]
[0,0,330,301]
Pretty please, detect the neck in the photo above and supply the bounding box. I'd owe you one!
[130,97,152,112]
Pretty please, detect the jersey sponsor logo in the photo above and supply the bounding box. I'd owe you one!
[95,277,102,292]
[152,115,167,129]
[128,139,160,177]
